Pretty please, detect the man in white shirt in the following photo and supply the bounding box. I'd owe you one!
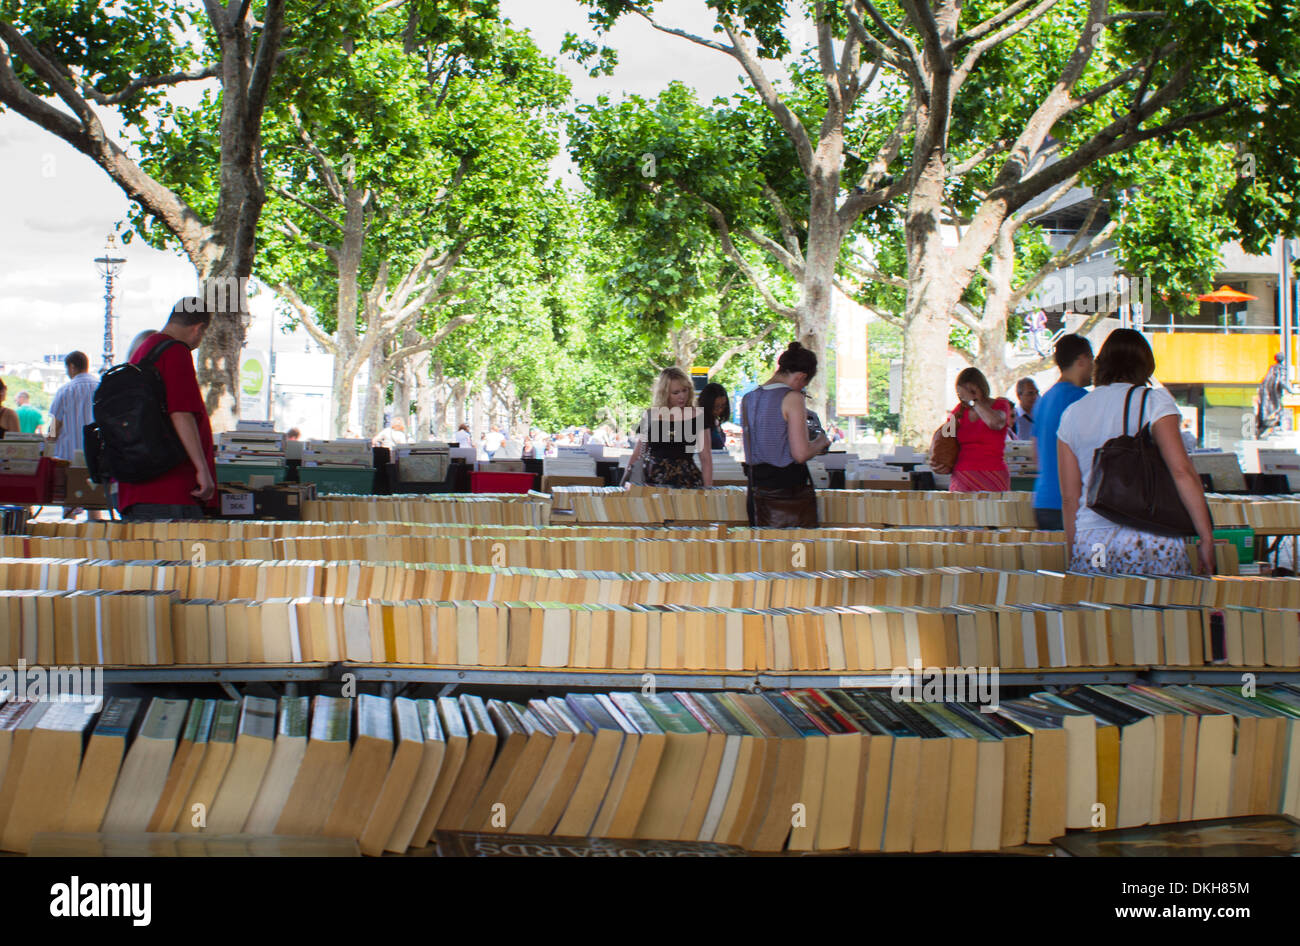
[46,351,97,461]
[1012,378,1038,440]
[484,425,505,459]
[46,351,102,519]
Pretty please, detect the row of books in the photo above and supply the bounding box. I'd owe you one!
[26,519,1063,544]
[555,488,1279,529]
[1207,496,1300,530]
[555,486,750,524]
[3,587,1299,669]
[3,685,1299,855]
[0,433,48,476]
[0,556,1289,612]
[300,494,550,526]
[216,424,286,468]
[163,598,1291,669]
[27,519,729,542]
[1,535,1075,574]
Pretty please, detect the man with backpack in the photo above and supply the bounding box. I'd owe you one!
[111,299,217,520]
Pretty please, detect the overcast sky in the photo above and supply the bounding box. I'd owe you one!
[0,1,782,364]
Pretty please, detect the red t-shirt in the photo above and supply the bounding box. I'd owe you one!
[952,397,1014,472]
[116,332,217,510]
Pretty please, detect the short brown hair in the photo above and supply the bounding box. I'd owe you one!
[166,297,215,328]
[956,367,991,399]
[65,351,89,372]
[1093,328,1155,386]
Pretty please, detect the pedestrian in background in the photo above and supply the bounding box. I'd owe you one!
[1030,334,1092,530]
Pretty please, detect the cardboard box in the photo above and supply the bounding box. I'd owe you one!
[219,483,316,519]
[61,467,109,508]
[255,483,315,520]
[542,475,606,492]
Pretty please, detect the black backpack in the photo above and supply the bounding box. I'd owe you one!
[84,338,189,484]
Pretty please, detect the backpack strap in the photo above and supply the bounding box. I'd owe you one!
[139,337,182,369]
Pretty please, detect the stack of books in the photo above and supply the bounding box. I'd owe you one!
[709,450,745,483]
[1004,440,1037,475]
[217,422,286,469]
[302,439,374,470]
[393,443,450,484]
[544,447,597,478]
[0,434,46,476]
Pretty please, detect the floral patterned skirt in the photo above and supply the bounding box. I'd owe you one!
[644,455,703,489]
[1069,524,1192,575]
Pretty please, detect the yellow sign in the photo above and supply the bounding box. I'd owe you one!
[1149,333,1294,385]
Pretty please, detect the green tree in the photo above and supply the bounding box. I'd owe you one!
[0,0,302,428]
[574,0,1300,445]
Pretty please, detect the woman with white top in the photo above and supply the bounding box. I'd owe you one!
[1057,329,1215,575]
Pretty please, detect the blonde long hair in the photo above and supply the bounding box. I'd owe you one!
[651,366,694,409]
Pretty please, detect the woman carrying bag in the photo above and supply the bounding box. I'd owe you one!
[931,367,1014,492]
[1057,329,1215,575]
[741,342,830,527]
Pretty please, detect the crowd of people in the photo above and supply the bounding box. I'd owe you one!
[932,330,1215,577]
[0,295,1233,578]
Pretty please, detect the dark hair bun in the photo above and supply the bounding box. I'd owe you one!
[777,340,818,381]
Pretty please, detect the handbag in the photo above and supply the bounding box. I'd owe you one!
[1086,385,1200,537]
[751,483,819,527]
[740,393,819,527]
[930,409,960,474]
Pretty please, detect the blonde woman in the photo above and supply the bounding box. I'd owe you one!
[622,367,712,488]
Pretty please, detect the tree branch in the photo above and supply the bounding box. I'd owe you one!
[286,104,345,204]
[272,186,344,231]
[708,323,777,376]
[719,19,815,176]
[762,182,805,266]
[275,281,338,354]
[688,189,798,320]
[272,218,340,263]
[82,65,222,106]
[627,4,736,55]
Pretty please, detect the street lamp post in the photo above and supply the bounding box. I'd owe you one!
[93,235,127,373]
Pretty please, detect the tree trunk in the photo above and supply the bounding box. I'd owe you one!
[668,327,697,371]
[362,342,386,437]
[196,271,248,434]
[899,156,959,446]
[977,226,1017,396]
[797,171,841,422]
[413,361,433,441]
[453,380,467,430]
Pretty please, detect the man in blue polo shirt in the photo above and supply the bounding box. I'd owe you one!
[1032,333,1094,531]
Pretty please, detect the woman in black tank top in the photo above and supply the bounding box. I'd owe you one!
[621,367,713,488]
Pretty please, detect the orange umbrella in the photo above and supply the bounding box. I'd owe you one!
[1197,285,1257,331]
[1196,285,1257,303]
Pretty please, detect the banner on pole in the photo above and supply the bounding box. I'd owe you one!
[836,303,869,416]
[239,349,270,420]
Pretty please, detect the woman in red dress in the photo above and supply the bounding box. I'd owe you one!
[947,367,1014,492]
